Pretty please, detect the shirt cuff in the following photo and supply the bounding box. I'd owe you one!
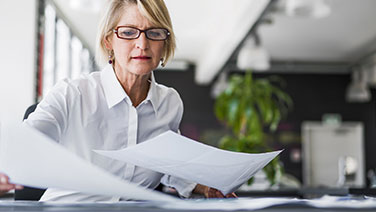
[161,175,197,198]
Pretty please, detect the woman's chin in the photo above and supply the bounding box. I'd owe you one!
[128,67,155,76]
[130,63,158,74]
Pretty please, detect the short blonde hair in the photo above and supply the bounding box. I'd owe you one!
[96,0,176,67]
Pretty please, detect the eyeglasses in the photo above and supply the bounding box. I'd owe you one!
[113,26,170,41]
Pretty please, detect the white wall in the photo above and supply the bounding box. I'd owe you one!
[0,0,37,123]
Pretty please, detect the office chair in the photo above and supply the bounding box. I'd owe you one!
[14,103,46,201]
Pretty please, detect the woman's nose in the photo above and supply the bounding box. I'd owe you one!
[135,32,149,50]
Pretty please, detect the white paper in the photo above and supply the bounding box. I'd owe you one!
[0,122,176,202]
[161,197,301,211]
[94,131,282,195]
[304,195,376,209]
[162,196,376,210]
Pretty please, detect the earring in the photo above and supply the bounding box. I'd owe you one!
[160,58,165,67]
[108,50,114,64]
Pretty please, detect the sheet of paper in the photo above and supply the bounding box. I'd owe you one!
[94,131,282,195]
[304,195,376,209]
[162,196,376,210]
[0,122,176,202]
[161,197,301,211]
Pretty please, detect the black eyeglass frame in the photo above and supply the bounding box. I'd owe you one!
[112,26,170,41]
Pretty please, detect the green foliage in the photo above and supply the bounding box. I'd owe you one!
[214,71,292,186]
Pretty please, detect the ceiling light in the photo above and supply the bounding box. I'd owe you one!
[364,55,376,87]
[346,68,371,103]
[237,35,270,71]
[285,0,331,19]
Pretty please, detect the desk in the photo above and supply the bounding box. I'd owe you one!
[1,197,376,212]
[237,188,376,198]
[2,189,376,212]
[0,204,370,212]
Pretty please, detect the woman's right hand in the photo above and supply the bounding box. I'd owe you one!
[0,173,23,195]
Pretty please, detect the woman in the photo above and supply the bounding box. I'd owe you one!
[0,0,236,201]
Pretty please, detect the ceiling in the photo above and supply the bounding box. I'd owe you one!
[257,0,376,72]
[52,0,376,84]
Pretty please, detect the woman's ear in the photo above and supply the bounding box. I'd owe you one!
[104,36,112,50]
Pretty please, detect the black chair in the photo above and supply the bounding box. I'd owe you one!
[14,103,46,201]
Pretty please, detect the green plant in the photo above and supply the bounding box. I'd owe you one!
[214,71,293,185]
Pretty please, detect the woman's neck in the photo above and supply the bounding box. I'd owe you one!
[114,65,151,107]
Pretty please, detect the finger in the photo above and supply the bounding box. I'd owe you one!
[0,174,22,191]
[0,174,9,184]
[15,184,24,190]
[225,192,238,198]
[0,184,15,191]
[209,188,217,198]
[204,186,210,198]
[215,190,225,198]
[208,189,215,198]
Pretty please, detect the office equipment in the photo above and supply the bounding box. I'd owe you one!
[302,122,365,187]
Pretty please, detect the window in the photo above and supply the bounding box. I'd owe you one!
[38,2,97,100]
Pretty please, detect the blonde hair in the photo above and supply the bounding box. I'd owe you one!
[96,0,176,67]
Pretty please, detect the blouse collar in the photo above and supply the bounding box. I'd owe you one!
[100,64,161,114]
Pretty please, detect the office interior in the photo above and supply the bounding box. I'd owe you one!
[1,0,376,211]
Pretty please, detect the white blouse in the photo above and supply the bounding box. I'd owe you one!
[24,64,196,202]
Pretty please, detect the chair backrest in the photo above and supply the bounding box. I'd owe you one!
[14,103,46,201]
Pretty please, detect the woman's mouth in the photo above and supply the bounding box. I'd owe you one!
[132,56,151,60]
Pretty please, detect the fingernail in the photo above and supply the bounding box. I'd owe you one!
[15,185,23,190]
[0,176,6,184]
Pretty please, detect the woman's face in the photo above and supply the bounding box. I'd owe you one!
[106,5,165,76]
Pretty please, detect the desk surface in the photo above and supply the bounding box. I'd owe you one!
[2,189,376,212]
[0,203,373,212]
[1,197,376,212]
[0,205,368,212]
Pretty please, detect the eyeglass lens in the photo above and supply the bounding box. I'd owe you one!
[116,27,169,41]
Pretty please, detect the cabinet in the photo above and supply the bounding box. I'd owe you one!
[302,122,365,187]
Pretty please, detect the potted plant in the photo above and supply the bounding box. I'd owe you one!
[214,71,293,186]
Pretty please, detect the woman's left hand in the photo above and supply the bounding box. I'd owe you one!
[204,187,237,198]
[194,184,237,198]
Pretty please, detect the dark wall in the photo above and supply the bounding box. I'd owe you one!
[155,68,376,185]
[155,69,221,141]
[267,73,376,183]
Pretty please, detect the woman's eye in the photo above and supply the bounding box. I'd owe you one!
[148,30,165,38]
[149,31,161,37]
[119,29,137,37]
[123,31,135,36]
